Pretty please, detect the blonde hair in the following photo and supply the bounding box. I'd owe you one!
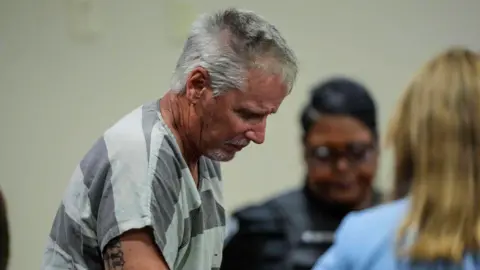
[387,47,480,262]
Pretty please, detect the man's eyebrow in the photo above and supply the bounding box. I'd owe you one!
[237,108,266,116]
[237,106,264,113]
[238,104,277,115]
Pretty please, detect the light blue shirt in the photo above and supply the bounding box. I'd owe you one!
[312,199,479,270]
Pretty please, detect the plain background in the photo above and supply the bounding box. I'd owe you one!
[1,0,480,269]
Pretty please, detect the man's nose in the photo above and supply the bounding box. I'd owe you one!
[245,119,266,144]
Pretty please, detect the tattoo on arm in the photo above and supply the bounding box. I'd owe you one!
[103,238,126,269]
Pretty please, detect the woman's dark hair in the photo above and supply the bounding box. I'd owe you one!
[300,77,378,140]
[0,189,9,270]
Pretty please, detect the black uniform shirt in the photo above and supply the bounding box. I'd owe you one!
[221,186,382,270]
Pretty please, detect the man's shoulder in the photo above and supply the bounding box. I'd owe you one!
[77,100,184,214]
[103,101,161,149]
[101,101,181,165]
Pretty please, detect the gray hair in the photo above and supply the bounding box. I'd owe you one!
[170,8,298,96]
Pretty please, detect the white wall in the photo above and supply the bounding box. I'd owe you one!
[1,0,479,269]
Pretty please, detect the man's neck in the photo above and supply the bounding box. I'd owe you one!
[159,92,201,180]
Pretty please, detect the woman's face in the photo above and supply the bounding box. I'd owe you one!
[304,115,378,207]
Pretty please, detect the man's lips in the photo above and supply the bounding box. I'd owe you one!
[225,143,246,151]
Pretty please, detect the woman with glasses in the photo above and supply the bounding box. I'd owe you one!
[221,77,383,270]
[312,47,480,270]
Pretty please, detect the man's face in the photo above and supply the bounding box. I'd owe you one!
[185,68,288,161]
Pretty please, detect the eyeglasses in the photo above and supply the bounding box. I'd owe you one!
[308,142,375,167]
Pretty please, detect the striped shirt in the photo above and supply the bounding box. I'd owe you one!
[41,100,226,270]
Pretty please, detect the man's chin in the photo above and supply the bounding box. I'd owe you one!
[217,156,235,162]
[205,150,236,162]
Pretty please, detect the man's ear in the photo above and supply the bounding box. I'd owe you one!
[185,67,211,104]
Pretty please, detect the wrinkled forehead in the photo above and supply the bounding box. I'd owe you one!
[235,71,288,112]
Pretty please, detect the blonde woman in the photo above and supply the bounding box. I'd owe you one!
[312,47,480,269]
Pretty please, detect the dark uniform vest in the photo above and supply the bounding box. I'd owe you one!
[221,186,382,270]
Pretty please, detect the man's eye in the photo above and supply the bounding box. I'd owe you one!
[236,110,263,120]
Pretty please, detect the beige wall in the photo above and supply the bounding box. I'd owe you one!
[1,0,479,269]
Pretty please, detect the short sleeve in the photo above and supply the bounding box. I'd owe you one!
[93,130,184,269]
[148,147,185,268]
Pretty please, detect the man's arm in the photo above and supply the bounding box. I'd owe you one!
[103,228,169,270]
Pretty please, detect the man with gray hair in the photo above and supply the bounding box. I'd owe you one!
[41,8,297,270]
